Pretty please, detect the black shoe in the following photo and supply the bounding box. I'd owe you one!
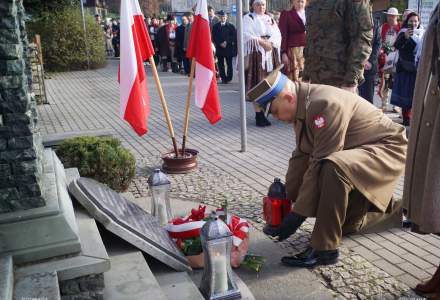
[263,212,306,241]
[255,112,271,127]
[281,247,339,268]
[255,111,266,127]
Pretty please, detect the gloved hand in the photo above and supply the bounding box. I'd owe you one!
[263,212,306,241]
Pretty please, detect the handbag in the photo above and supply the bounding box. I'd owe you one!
[383,51,399,74]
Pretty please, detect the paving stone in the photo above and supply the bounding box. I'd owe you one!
[424,254,440,266]
[397,262,431,280]
[371,259,406,277]
[376,248,406,264]
[396,273,420,288]
[400,242,432,257]
[377,240,408,256]
[352,236,383,251]
[351,245,381,261]
[402,252,435,270]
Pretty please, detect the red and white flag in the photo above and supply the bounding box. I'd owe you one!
[119,0,154,136]
[186,0,222,124]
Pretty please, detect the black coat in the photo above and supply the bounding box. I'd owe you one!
[394,31,418,73]
[212,22,237,57]
[175,24,186,59]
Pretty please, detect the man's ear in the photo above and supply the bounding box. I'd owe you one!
[284,91,295,103]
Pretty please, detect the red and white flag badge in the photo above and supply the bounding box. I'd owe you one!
[313,115,327,129]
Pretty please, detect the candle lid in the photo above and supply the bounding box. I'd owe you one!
[200,211,232,241]
[148,169,171,186]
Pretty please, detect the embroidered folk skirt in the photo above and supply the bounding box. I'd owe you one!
[245,49,281,92]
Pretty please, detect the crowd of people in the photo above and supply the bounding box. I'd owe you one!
[143,7,240,82]
[98,2,425,129]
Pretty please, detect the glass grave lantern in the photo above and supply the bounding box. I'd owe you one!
[148,169,173,226]
[199,212,241,300]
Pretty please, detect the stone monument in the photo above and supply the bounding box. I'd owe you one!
[0,0,81,262]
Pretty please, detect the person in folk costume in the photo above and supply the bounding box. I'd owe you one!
[157,14,178,72]
[403,4,440,299]
[279,0,306,82]
[243,0,282,127]
[390,12,425,126]
[379,7,401,112]
[212,11,237,84]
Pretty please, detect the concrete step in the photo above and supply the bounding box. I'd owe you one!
[104,251,167,300]
[14,271,61,300]
[155,271,205,300]
[0,256,13,300]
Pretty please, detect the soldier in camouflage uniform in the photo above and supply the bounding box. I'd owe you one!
[302,0,373,93]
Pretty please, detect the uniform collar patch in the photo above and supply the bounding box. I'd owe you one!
[313,115,326,129]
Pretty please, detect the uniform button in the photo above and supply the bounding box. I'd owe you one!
[426,121,432,127]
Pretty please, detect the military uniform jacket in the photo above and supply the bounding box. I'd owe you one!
[286,83,407,217]
[303,0,373,86]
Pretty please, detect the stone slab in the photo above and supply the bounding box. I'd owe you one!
[68,177,191,272]
[42,129,114,147]
[15,207,110,281]
[0,149,81,263]
[104,251,167,300]
[0,255,13,300]
[14,271,60,300]
[155,271,205,300]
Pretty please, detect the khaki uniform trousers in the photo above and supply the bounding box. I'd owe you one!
[310,161,371,251]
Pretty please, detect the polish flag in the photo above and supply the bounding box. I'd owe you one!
[119,0,154,136]
[186,0,222,124]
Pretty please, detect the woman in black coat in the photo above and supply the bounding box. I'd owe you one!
[390,12,424,126]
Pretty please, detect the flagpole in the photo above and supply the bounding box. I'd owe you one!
[181,58,196,155]
[237,0,247,152]
[149,56,179,157]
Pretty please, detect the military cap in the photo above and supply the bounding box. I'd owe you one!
[218,10,226,16]
[246,65,287,116]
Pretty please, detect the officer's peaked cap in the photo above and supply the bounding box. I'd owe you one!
[246,65,287,116]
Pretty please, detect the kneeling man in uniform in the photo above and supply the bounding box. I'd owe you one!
[247,66,407,267]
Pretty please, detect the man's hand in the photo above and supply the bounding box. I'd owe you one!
[341,85,358,93]
[258,38,273,51]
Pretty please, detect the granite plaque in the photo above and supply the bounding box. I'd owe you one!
[68,177,190,272]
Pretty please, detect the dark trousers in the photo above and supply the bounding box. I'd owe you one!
[358,74,375,103]
[217,55,233,82]
[183,56,190,75]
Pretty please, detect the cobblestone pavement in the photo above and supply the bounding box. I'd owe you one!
[39,60,439,299]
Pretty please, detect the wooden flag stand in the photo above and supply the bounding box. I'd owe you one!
[149,56,199,173]
[181,58,196,155]
[148,56,179,158]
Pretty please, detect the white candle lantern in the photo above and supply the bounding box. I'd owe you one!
[148,169,173,226]
[199,212,241,300]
